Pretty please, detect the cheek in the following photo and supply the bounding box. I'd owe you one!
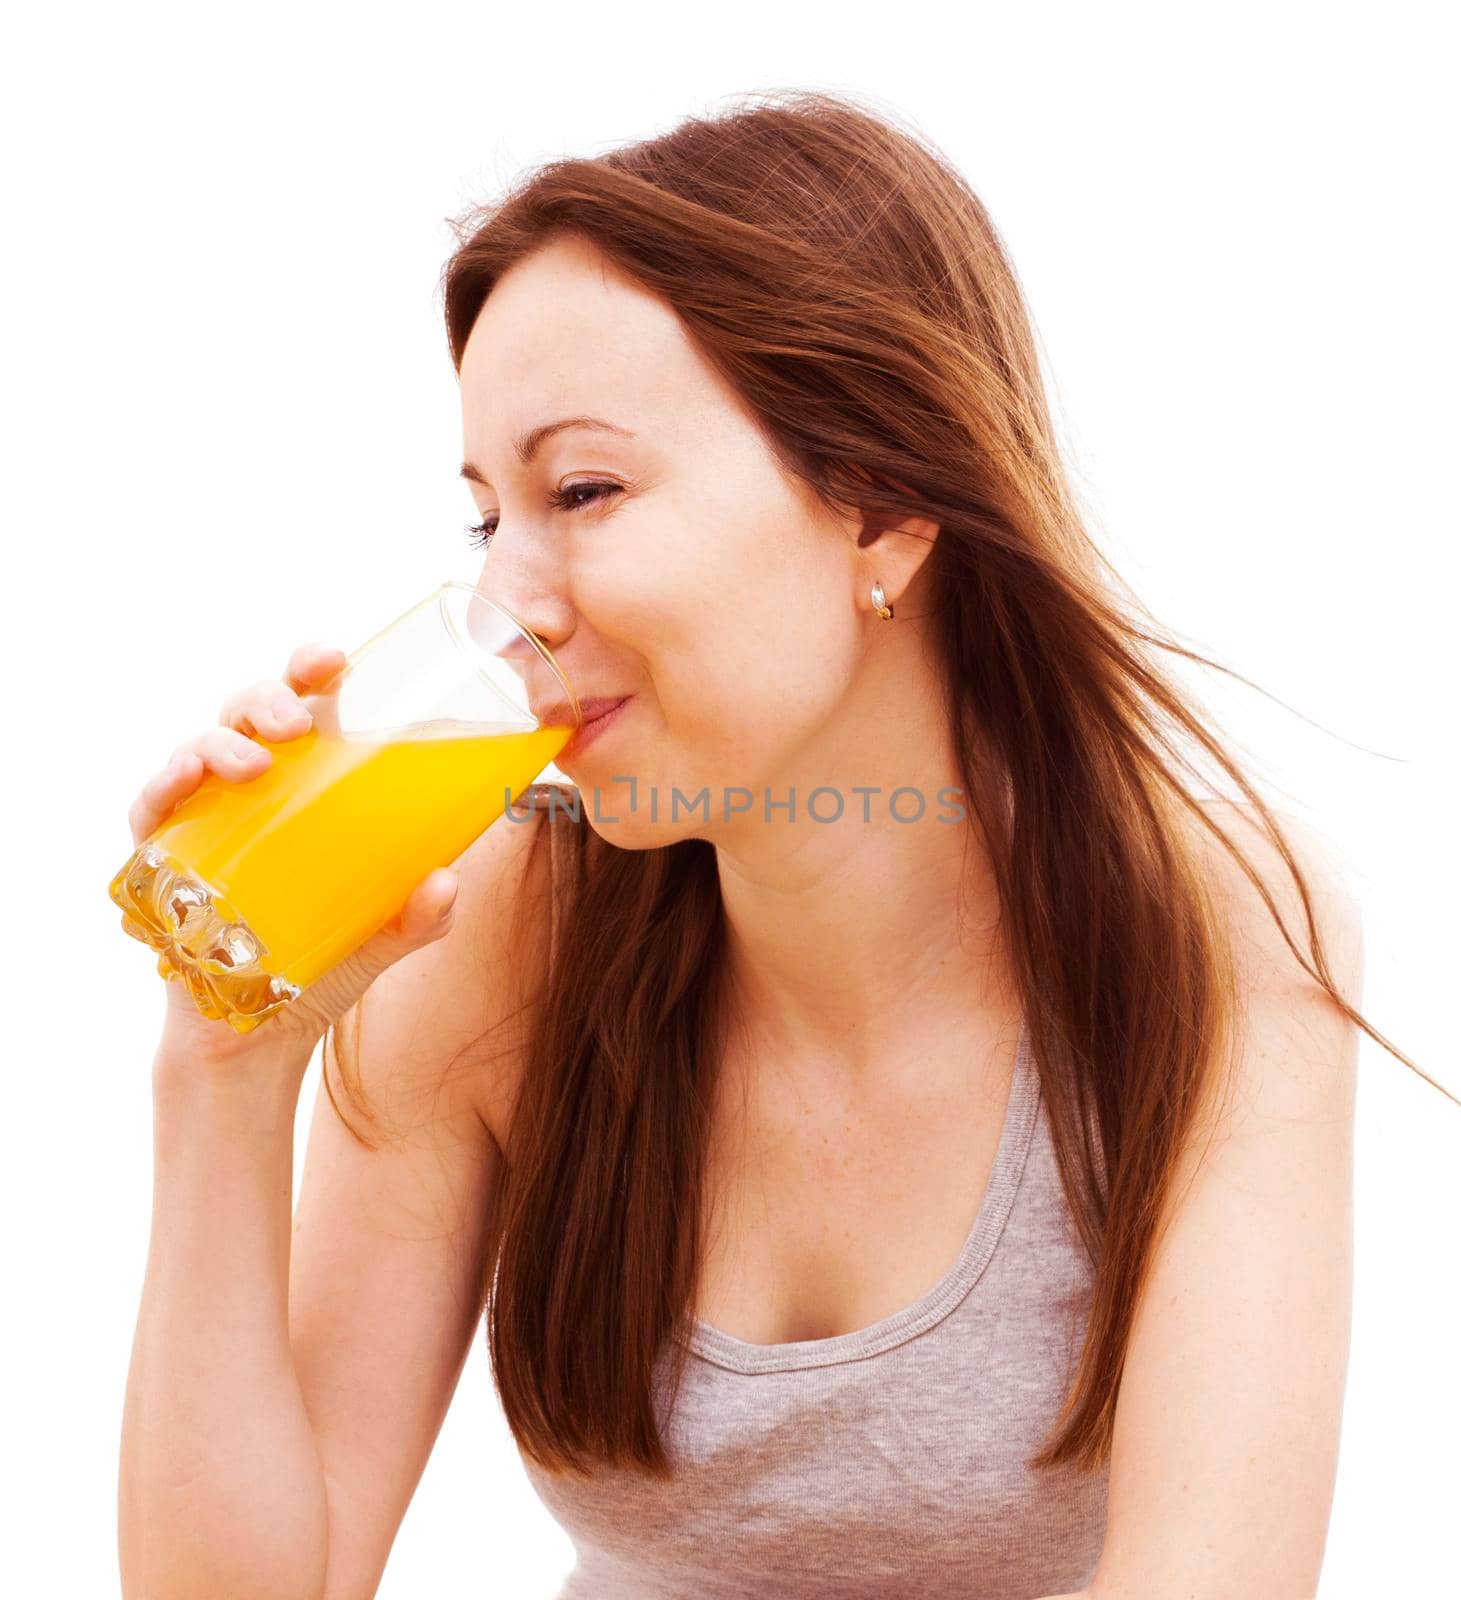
[634,547,858,777]
[572,474,856,769]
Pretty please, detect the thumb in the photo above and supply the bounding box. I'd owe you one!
[380,867,460,953]
[303,867,460,1013]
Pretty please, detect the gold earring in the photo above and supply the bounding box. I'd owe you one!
[871,580,894,619]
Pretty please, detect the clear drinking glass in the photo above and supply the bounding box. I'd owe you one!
[108,581,581,1033]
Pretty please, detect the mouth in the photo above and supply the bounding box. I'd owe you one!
[555,694,633,759]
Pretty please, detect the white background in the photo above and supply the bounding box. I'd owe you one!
[4,2,1456,1595]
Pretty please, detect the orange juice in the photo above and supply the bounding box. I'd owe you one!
[109,716,571,1030]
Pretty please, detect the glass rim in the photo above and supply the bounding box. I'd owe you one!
[332,582,582,732]
[435,579,582,729]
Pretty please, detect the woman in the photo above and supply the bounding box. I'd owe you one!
[117,90,1444,1600]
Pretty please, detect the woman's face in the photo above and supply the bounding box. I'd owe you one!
[458,234,889,848]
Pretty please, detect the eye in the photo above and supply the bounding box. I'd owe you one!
[464,481,621,550]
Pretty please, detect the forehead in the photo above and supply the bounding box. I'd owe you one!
[459,236,706,437]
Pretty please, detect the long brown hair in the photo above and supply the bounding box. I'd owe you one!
[325,87,1453,1483]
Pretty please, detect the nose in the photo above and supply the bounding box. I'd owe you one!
[470,538,578,723]
[473,513,576,642]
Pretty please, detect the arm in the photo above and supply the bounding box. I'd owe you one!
[120,1039,329,1600]
[289,802,552,1599]
[1073,801,1363,1600]
[288,808,550,1598]
[119,804,550,1600]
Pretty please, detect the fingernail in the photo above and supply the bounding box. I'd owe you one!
[271,694,304,722]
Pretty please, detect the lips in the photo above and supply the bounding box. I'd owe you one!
[535,694,627,729]
[543,694,633,759]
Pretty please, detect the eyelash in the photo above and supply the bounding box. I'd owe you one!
[464,481,620,549]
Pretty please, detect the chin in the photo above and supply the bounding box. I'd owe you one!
[550,772,710,851]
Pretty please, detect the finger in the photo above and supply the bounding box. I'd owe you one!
[187,724,273,780]
[367,869,460,951]
[218,678,314,740]
[399,868,460,941]
[271,869,461,1034]
[127,751,202,845]
[283,642,348,694]
[129,713,287,847]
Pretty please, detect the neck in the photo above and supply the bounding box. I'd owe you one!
[711,675,1014,1084]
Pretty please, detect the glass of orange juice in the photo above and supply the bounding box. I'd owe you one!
[108,581,580,1034]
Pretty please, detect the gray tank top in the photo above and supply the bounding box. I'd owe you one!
[517,1017,1110,1598]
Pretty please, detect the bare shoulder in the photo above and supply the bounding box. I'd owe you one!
[1189,795,1365,1000]
[1184,794,1366,1144]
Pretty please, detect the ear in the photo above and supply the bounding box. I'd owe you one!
[846,464,937,544]
[848,468,939,613]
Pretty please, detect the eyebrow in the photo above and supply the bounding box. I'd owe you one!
[459,415,636,484]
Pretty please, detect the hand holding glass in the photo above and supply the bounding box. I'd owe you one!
[108,582,580,1035]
